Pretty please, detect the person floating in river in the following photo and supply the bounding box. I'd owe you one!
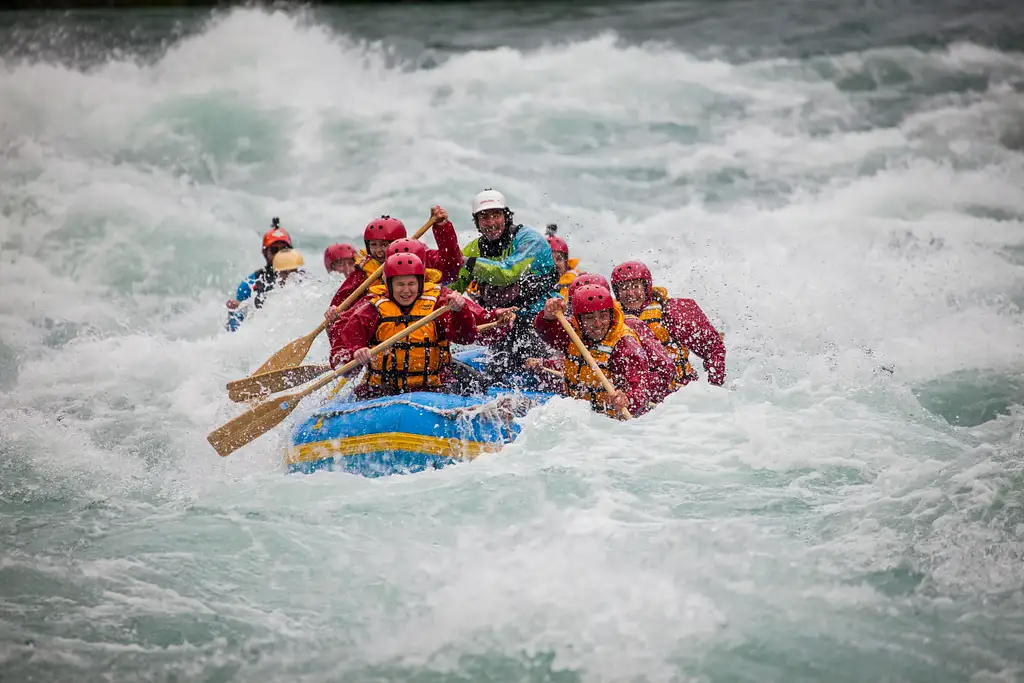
[225,218,293,332]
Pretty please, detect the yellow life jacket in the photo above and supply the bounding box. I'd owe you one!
[367,281,451,392]
[556,268,582,300]
[357,250,382,278]
[638,286,695,388]
[563,306,639,418]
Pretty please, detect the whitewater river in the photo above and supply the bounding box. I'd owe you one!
[2,2,1024,680]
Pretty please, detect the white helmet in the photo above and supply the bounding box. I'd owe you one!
[472,189,508,215]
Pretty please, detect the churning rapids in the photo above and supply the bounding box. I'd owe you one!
[2,2,1024,681]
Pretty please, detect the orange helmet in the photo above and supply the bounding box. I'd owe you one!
[262,223,293,250]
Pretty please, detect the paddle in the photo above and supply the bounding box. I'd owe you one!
[555,311,632,420]
[476,320,507,333]
[227,364,331,403]
[248,216,438,376]
[208,304,453,457]
[234,317,506,402]
[233,317,511,402]
[540,366,564,379]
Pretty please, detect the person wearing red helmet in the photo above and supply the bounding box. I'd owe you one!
[225,218,294,332]
[384,238,444,285]
[610,260,726,388]
[324,235,487,352]
[533,285,653,418]
[329,254,505,399]
[527,274,676,405]
[568,274,676,404]
[323,243,357,277]
[325,206,463,320]
[546,235,584,301]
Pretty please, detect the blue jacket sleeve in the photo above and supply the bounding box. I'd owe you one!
[226,272,258,332]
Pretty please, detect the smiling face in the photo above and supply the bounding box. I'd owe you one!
[367,240,390,262]
[615,279,648,314]
[578,309,611,342]
[475,209,506,241]
[389,274,420,306]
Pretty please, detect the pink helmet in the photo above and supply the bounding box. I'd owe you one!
[363,216,407,243]
[323,243,357,271]
[571,284,615,317]
[546,235,569,255]
[611,260,653,293]
[567,273,610,301]
[383,253,425,280]
[386,238,427,264]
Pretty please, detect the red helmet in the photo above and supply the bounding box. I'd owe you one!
[571,284,615,317]
[611,261,652,290]
[262,227,293,250]
[363,216,407,243]
[323,243,357,271]
[383,253,425,280]
[386,238,427,264]
[546,235,569,255]
[567,273,610,302]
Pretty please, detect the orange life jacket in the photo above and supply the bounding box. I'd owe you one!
[367,281,451,392]
[556,266,582,300]
[563,306,639,417]
[357,250,382,278]
[638,286,696,388]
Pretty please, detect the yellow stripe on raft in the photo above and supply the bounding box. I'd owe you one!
[285,432,504,465]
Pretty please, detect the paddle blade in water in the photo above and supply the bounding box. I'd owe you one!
[207,391,303,457]
[227,364,331,402]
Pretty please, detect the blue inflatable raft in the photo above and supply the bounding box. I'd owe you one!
[285,349,555,477]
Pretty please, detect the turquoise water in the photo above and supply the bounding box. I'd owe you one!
[2,2,1024,681]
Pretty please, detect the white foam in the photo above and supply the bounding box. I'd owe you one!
[2,7,1024,678]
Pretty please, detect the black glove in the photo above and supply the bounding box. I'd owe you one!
[464,257,477,274]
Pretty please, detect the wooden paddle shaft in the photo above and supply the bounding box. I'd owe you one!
[227,364,332,402]
[555,311,632,420]
[333,216,437,314]
[247,217,440,378]
[302,304,454,396]
[476,319,512,333]
[207,304,457,457]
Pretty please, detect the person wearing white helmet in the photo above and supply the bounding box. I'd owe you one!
[452,189,559,385]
